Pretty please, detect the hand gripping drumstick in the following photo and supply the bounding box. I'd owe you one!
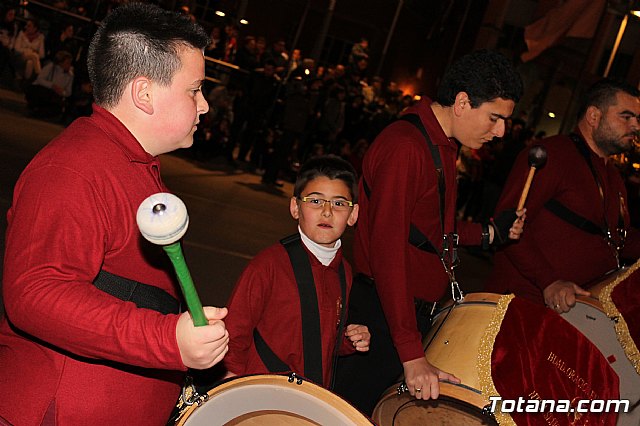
[136,193,207,326]
[517,145,548,210]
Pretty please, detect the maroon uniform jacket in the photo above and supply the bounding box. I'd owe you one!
[0,105,186,425]
[223,240,357,388]
[353,98,482,363]
[486,132,640,303]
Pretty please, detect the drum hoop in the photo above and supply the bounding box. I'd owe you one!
[477,294,517,426]
[599,261,640,376]
[373,381,497,424]
[176,374,371,425]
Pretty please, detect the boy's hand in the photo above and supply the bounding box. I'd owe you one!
[345,324,370,352]
[176,306,229,369]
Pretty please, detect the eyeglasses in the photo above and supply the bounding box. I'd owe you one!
[298,197,354,211]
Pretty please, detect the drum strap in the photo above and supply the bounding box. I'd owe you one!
[92,269,180,315]
[544,133,626,267]
[362,113,447,255]
[544,198,604,236]
[254,234,347,386]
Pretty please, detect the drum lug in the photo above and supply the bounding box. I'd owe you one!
[288,372,304,385]
[481,404,496,418]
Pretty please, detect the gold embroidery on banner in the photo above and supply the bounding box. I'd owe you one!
[599,259,640,375]
[477,293,516,426]
[546,352,599,400]
[528,391,561,426]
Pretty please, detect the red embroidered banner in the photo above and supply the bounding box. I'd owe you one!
[489,297,619,426]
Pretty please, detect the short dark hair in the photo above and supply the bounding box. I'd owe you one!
[436,49,523,107]
[293,155,359,202]
[577,78,640,120]
[87,3,209,108]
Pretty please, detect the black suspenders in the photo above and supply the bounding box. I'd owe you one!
[253,234,347,388]
[362,113,447,254]
[544,134,626,263]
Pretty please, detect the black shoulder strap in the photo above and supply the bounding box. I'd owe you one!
[93,270,180,315]
[253,328,290,373]
[544,199,604,236]
[362,114,443,254]
[280,233,324,384]
[329,261,347,390]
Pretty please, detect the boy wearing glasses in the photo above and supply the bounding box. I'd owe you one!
[223,155,370,389]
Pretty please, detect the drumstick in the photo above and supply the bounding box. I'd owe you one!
[137,192,207,326]
[517,145,548,210]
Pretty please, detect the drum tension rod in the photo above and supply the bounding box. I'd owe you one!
[288,372,304,385]
[481,404,497,418]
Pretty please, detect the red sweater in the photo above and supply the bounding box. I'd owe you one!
[223,241,356,388]
[353,98,482,363]
[486,132,640,303]
[0,105,186,425]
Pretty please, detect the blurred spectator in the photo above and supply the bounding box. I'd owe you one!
[235,35,259,71]
[204,26,224,59]
[179,5,196,23]
[25,49,74,119]
[223,23,238,63]
[348,137,369,177]
[349,37,369,65]
[285,48,302,81]
[236,60,279,166]
[14,18,46,81]
[47,23,79,62]
[316,84,346,151]
[264,38,288,77]
[262,77,309,186]
[0,6,19,77]
[255,36,267,66]
[0,6,18,51]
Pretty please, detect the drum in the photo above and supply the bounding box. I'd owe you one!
[561,267,640,426]
[176,374,373,426]
[372,293,500,425]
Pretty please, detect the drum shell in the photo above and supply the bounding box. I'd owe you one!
[177,374,372,426]
[423,292,501,408]
[372,293,501,425]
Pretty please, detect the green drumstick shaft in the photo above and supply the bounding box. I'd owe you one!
[163,242,207,327]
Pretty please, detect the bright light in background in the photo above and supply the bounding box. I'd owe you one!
[413,95,421,101]
[633,163,640,170]
[632,10,640,18]
[548,112,556,118]
[239,19,249,25]
[304,69,310,75]
[215,10,225,17]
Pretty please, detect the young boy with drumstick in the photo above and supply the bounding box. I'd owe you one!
[223,155,370,389]
[0,5,228,425]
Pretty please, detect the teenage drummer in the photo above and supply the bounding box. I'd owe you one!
[333,49,527,416]
[0,4,229,425]
[223,155,370,388]
[486,78,640,312]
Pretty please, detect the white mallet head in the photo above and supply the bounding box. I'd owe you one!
[136,193,189,245]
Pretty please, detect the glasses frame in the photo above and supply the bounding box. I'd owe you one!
[298,196,354,211]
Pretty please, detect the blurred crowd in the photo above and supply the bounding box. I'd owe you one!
[1,0,639,224]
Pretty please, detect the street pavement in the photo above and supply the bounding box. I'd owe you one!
[0,87,493,317]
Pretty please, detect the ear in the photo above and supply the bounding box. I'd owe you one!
[290,197,300,220]
[454,92,470,116]
[585,105,601,128]
[347,204,359,227]
[131,76,154,115]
